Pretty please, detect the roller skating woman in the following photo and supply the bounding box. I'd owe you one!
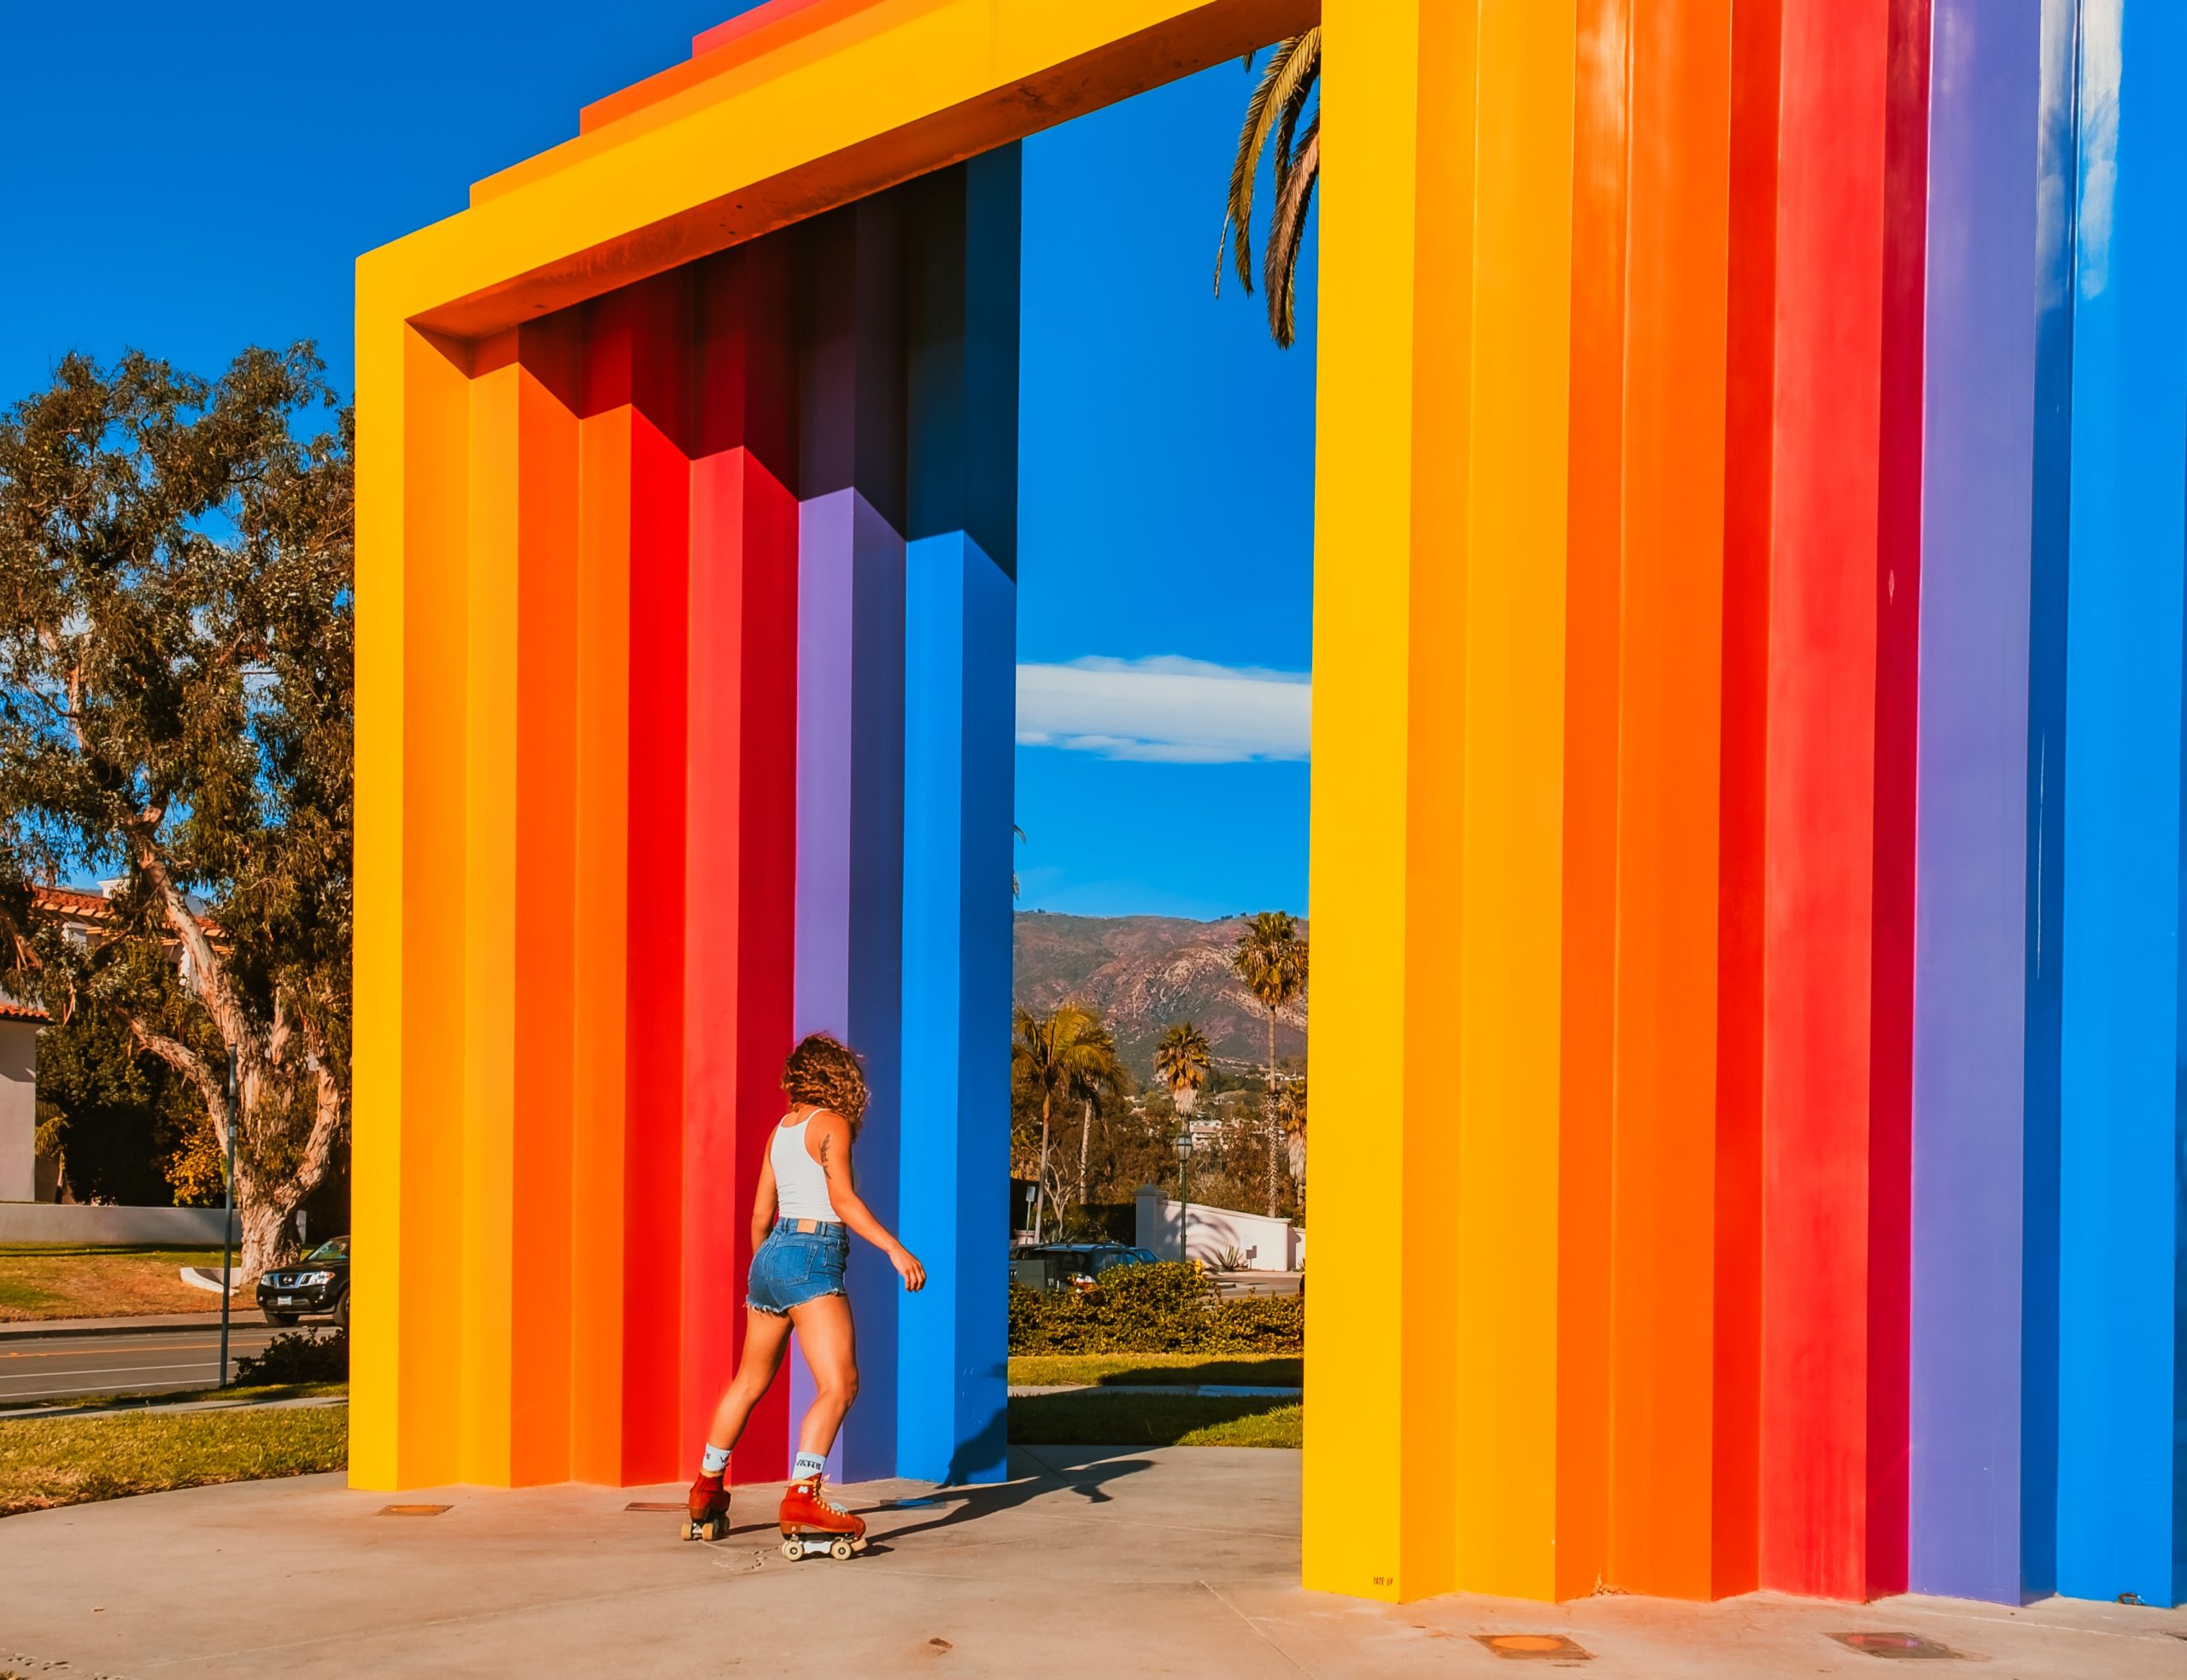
[685,1032,925,1556]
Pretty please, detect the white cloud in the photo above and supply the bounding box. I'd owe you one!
[1015,655,1311,764]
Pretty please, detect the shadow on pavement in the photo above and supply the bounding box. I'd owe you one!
[867,1446,1158,1544]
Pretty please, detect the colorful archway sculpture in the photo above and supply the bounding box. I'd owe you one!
[355,0,2187,1613]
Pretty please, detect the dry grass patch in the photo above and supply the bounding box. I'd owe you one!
[0,1244,227,1321]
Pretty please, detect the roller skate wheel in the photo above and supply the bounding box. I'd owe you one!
[781,1537,804,1560]
[830,1537,854,1560]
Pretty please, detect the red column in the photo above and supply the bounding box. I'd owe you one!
[681,237,801,1481]
[1759,0,1925,1601]
[587,273,695,1486]
[1712,0,1780,1601]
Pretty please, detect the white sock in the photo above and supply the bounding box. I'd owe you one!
[792,1449,827,1482]
[701,1444,730,1478]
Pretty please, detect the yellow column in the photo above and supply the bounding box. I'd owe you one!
[1305,0,1597,1603]
[351,300,471,1492]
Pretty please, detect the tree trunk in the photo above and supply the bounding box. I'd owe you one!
[1265,1008,1281,1216]
[1076,1097,1093,1207]
[1035,1094,1053,1244]
[236,1185,291,1297]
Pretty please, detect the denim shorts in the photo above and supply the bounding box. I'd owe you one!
[747,1220,849,1316]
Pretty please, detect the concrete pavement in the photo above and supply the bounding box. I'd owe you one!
[3,1446,2180,1677]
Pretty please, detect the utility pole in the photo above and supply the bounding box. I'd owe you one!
[217,1048,237,1389]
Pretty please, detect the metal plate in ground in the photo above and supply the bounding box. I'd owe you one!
[624,1501,683,1512]
[378,1503,451,1516]
[1828,1631,1964,1660]
[1475,1633,1592,1661]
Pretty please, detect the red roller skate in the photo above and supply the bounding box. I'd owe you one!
[777,1474,867,1560]
[683,1473,730,1542]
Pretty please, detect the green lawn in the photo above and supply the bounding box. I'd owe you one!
[1008,1390,1301,1449]
[1008,1353,1302,1390]
[0,1244,227,1321]
[0,1398,347,1516]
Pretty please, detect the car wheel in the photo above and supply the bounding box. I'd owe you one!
[263,1309,298,1326]
[334,1293,349,1332]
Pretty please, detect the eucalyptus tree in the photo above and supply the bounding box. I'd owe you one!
[0,347,353,1286]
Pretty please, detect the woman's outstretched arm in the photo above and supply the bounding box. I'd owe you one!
[808,1111,925,1292]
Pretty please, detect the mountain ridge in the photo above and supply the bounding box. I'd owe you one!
[1012,910,1308,1080]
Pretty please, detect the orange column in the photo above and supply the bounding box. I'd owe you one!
[508,321,582,1485]
[1558,0,1631,1602]
[1606,0,1737,1599]
[460,337,519,1483]
[570,341,633,1485]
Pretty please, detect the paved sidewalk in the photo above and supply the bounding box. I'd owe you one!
[0,1309,227,1340]
[1,1447,2180,1677]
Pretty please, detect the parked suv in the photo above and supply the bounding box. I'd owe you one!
[257,1236,350,1329]
[1013,1242,1159,1292]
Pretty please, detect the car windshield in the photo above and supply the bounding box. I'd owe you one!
[305,1238,349,1261]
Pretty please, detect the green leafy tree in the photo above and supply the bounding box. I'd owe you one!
[32,1003,202,1205]
[1232,910,1308,1215]
[1011,1000,1129,1240]
[1217,29,1322,348]
[0,347,353,1285]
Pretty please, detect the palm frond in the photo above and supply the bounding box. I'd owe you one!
[1264,118,1320,350]
[1217,29,1322,299]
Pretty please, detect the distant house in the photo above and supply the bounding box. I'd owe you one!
[0,883,206,1203]
[0,992,48,1203]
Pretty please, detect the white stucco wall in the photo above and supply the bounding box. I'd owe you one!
[1135,1185,1304,1271]
[0,1019,37,1203]
[0,1203,236,1244]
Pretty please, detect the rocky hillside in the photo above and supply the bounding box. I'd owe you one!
[1012,912,1307,1080]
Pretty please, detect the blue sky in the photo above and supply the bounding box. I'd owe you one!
[1,3,1316,922]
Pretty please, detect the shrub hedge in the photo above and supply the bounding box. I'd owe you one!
[1008,1261,1304,1355]
[232,1327,348,1385]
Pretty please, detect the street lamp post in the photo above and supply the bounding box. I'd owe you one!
[1171,1127,1194,1267]
[218,1048,237,1389]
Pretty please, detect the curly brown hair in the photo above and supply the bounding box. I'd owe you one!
[780,1033,870,1131]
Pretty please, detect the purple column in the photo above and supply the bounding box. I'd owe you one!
[785,195,907,1488]
[1908,0,2044,1604]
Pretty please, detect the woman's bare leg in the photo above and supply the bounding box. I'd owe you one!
[787,1293,859,1460]
[706,1308,794,1451]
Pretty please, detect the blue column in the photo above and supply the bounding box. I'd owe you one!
[898,145,1020,1486]
[2020,0,2081,1601]
[2056,0,2187,1607]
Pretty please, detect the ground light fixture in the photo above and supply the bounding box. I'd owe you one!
[1475,1633,1592,1662]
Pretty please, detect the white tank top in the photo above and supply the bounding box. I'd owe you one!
[771,1111,839,1223]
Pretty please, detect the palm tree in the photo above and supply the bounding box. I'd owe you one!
[1231,911,1308,1215]
[1217,28,1322,348]
[1153,1021,1213,1121]
[1011,1001,1129,1240]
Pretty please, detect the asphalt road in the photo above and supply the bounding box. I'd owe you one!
[0,1321,286,1407]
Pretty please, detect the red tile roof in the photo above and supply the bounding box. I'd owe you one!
[0,995,49,1023]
